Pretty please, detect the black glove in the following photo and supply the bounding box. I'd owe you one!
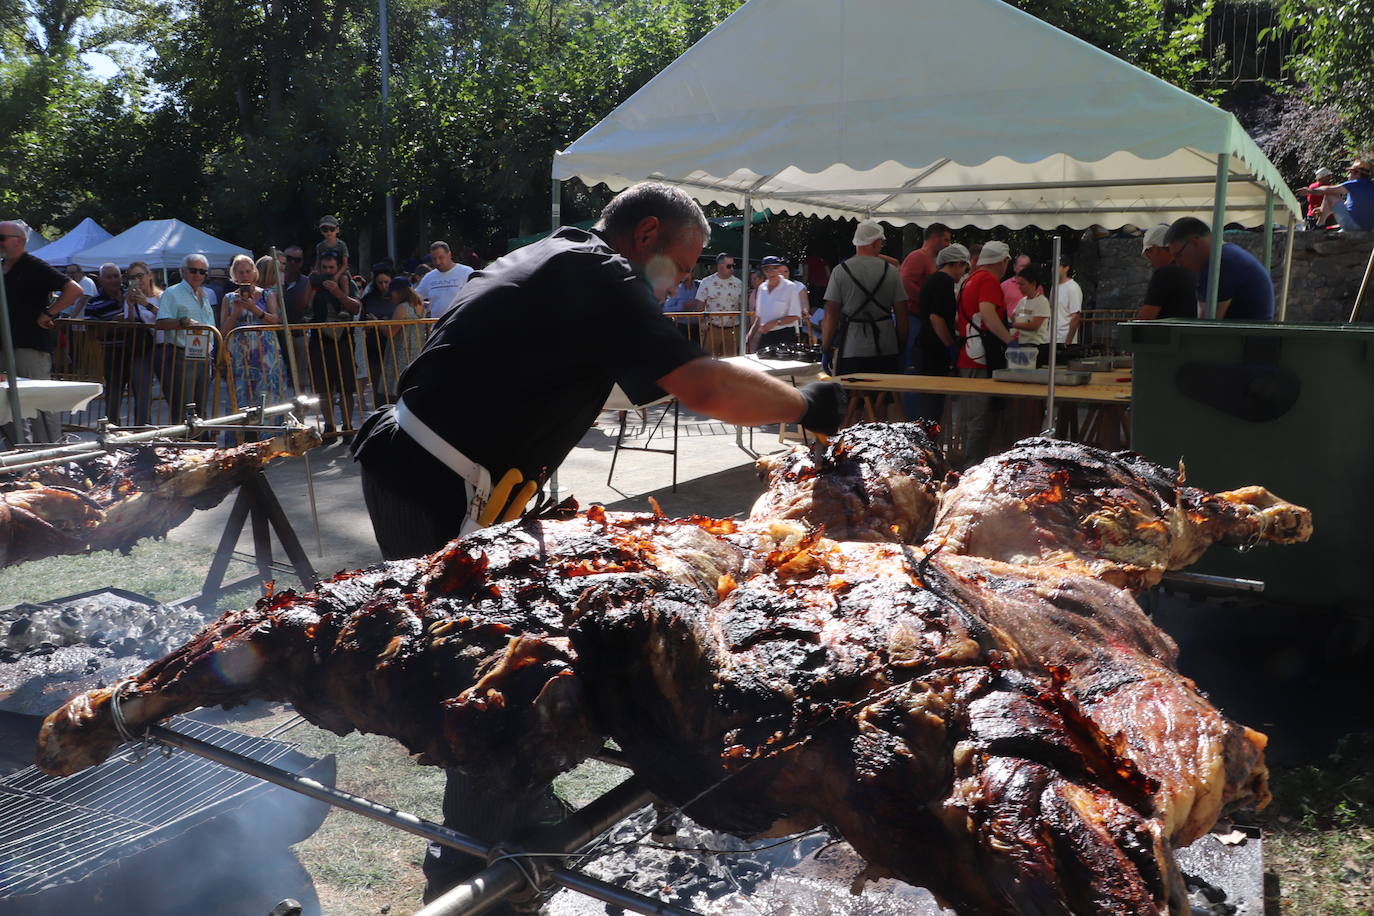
[797,380,847,436]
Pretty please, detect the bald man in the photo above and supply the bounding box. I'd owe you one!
[1,220,83,443]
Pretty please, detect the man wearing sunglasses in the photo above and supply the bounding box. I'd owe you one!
[1163,217,1273,321]
[0,220,83,444]
[154,253,218,426]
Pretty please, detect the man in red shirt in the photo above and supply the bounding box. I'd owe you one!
[955,240,1015,466]
[1307,167,1334,228]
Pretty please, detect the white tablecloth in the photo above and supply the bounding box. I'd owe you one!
[0,378,103,426]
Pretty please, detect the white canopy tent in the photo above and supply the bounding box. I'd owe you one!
[553,0,1303,319]
[69,218,250,273]
[34,218,114,268]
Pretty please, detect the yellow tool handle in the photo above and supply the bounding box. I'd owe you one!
[478,468,523,527]
[498,480,540,523]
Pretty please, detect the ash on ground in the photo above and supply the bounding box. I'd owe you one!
[0,592,214,716]
[549,807,1258,916]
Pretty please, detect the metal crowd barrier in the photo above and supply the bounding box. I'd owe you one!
[53,319,225,430]
[223,317,438,438]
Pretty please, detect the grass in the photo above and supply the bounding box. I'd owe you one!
[1247,732,1374,914]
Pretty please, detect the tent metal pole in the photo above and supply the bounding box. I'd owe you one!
[0,257,27,444]
[735,196,752,450]
[740,196,752,358]
[1045,236,1061,434]
[379,0,397,263]
[1277,211,1296,322]
[1263,189,1274,274]
[1205,159,1230,320]
[550,174,562,501]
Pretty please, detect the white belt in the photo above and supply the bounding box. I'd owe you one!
[394,398,492,532]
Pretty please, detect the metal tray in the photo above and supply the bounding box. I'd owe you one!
[991,369,1092,386]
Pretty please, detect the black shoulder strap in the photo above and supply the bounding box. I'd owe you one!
[837,261,892,323]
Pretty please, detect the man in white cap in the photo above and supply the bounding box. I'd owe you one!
[1135,224,1195,320]
[822,219,907,374]
[954,239,1015,464]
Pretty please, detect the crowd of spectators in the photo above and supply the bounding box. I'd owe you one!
[0,213,477,444]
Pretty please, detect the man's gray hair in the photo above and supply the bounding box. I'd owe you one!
[99,262,121,277]
[596,182,710,244]
[182,253,209,270]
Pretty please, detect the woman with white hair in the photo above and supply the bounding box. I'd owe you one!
[219,254,287,432]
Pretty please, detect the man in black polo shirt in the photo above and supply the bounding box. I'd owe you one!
[1135,224,1196,320]
[1,220,83,444]
[351,182,844,906]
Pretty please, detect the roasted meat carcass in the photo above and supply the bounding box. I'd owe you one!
[929,437,1312,587]
[0,428,320,566]
[751,421,950,542]
[36,431,1301,916]
[36,507,748,787]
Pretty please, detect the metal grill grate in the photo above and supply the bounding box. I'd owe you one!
[0,715,307,897]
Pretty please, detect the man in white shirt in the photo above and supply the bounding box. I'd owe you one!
[415,241,474,320]
[693,252,743,355]
[1054,257,1083,345]
[64,264,96,314]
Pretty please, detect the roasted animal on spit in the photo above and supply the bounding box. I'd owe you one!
[35,425,1312,915]
[0,428,320,567]
[930,437,1313,588]
[750,420,950,542]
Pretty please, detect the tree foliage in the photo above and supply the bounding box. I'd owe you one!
[1271,0,1374,147]
[1,0,1245,264]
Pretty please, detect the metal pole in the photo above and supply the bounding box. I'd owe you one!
[1045,236,1061,434]
[379,0,397,263]
[416,777,697,916]
[1263,189,1275,274]
[146,725,694,916]
[1278,211,1297,322]
[1205,159,1230,320]
[739,198,752,358]
[0,397,317,471]
[734,198,753,450]
[0,257,27,444]
[550,175,561,501]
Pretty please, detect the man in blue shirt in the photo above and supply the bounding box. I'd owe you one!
[1307,159,1374,232]
[1164,217,1274,321]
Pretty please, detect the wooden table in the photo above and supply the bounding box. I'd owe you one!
[827,370,1133,452]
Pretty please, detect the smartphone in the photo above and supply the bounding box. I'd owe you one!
[238,283,253,297]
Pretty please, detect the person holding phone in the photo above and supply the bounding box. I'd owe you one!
[220,254,287,434]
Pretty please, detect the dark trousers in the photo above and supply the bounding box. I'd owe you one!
[102,342,154,426]
[359,460,560,906]
[757,326,798,350]
[169,348,211,430]
[308,331,356,432]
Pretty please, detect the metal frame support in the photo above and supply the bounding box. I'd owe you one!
[739,196,752,357]
[1204,158,1230,320]
[549,176,562,502]
[146,724,697,916]
[1263,189,1275,274]
[1278,211,1297,322]
[0,255,26,444]
[1044,236,1062,433]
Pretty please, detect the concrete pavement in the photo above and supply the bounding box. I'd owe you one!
[172,407,798,584]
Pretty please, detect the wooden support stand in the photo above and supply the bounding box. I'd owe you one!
[198,472,317,606]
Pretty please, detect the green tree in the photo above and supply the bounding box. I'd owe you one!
[1271,0,1374,145]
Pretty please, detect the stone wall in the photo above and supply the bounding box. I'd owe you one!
[1073,229,1374,324]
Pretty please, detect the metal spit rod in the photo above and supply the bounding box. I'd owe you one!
[0,397,318,473]
[1160,571,1266,593]
[144,725,699,916]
